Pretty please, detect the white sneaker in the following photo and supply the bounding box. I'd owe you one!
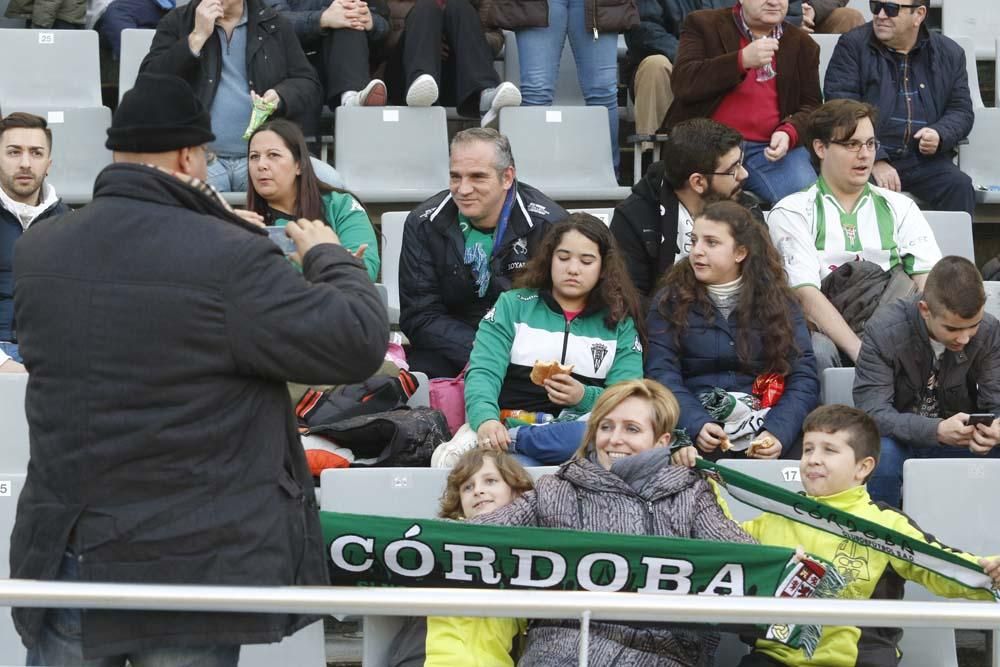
[406,74,439,107]
[341,79,387,107]
[480,81,521,128]
[431,423,479,468]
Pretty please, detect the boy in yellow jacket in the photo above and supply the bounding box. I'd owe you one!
[678,404,1000,667]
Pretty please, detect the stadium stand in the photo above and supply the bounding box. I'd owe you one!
[499,106,631,201]
[118,28,155,101]
[901,459,1000,667]
[959,109,1000,205]
[925,210,975,261]
[0,29,102,110]
[334,106,449,204]
[377,211,406,325]
[942,0,999,59]
[319,465,557,666]
[821,367,855,406]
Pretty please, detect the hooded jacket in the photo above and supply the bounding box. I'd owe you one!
[854,296,1000,447]
[475,451,754,666]
[11,163,388,656]
[0,183,67,343]
[399,183,566,378]
[140,0,322,135]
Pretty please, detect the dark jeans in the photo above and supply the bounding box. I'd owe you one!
[96,0,168,60]
[317,27,373,108]
[737,651,785,667]
[870,435,1000,508]
[385,0,500,117]
[893,153,976,217]
[27,552,241,667]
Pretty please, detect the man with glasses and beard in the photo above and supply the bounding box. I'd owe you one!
[824,0,975,216]
[768,100,941,373]
[611,118,760,298]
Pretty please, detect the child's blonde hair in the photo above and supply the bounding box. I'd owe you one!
[438,449,535,520]
[574,379,681,459]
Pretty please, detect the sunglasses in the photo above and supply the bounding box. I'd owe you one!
[869,1,922,17]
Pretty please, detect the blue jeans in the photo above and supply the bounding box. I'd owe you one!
[870,436,1000,509]
[509,421,587,466]
[515,0,620,170]
[206,155,249,193]
[27,552,241,667]
[742,143,816,205]
[0,341,21,364]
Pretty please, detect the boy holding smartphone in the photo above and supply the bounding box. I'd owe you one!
[855,256,1000,507]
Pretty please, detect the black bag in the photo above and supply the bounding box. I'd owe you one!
[295,370,418,427]
[305,407,449,467]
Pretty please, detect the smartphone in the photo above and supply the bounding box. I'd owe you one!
[264,226,296,255]
[967,413,995,426]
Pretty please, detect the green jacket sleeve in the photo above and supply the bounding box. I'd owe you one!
[325,193,380,282]
[575,316,644,413]
[465,293,517,431]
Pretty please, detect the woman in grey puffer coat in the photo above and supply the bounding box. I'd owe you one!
[474,378,755,666]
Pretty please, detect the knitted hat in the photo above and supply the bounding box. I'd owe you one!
[106,73,215,152]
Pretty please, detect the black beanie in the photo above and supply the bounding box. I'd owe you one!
[106,73,215,152]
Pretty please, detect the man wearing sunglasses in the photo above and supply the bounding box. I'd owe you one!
[824,0,975,216]
[768,99,941,373]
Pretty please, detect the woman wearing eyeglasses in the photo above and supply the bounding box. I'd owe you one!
[823,0,977,217]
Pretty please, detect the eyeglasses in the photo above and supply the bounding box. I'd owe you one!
[705,155,745,178]
[830,138,881,153]
[869,1,922,18]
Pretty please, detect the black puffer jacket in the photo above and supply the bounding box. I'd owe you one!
[141,0,322,135]
[399,183,566,378]
[11,164,388,656]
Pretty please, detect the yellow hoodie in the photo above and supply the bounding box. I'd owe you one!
[740,485,994,667]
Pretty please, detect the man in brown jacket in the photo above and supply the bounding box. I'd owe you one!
[664,0,821,204]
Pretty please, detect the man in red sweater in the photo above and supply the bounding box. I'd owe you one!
[664,0,821,204]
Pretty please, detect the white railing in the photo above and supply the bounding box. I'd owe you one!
[1,580,999,666]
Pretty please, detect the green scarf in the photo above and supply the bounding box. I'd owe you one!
[697,459,1000,600]
[321,511,843,654]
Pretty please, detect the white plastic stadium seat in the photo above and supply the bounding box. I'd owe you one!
[821,367,855,406]
[942,0,1000,59]
[898,460,1000,666]
[378,211,407,325]
[568,208,613,226]
[984,281,1000,319]
[0,29,102,110]
[238,621,325,667]
[958,108,1000,205]
[950,36,986,110]
[334,107,449,204]
[923,211,975,261]
[0,374,32,665]
[320,466,557,666]
[810,33,841,95]
[118,29,156,101]
[19,106,112,206]
[499,106,631,201]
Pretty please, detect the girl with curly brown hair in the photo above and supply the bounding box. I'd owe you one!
[431,213,645,468]
[645,200,819,459]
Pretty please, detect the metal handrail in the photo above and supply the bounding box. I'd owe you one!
[1,580,997,666]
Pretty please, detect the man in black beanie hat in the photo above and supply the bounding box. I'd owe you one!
[9,72,389,666]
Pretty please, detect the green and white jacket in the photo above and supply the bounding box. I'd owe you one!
[464,288,643,430]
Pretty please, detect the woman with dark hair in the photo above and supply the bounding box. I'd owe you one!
[646,200,818,459]
[240,118,380,281]
[431,213,645,468]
